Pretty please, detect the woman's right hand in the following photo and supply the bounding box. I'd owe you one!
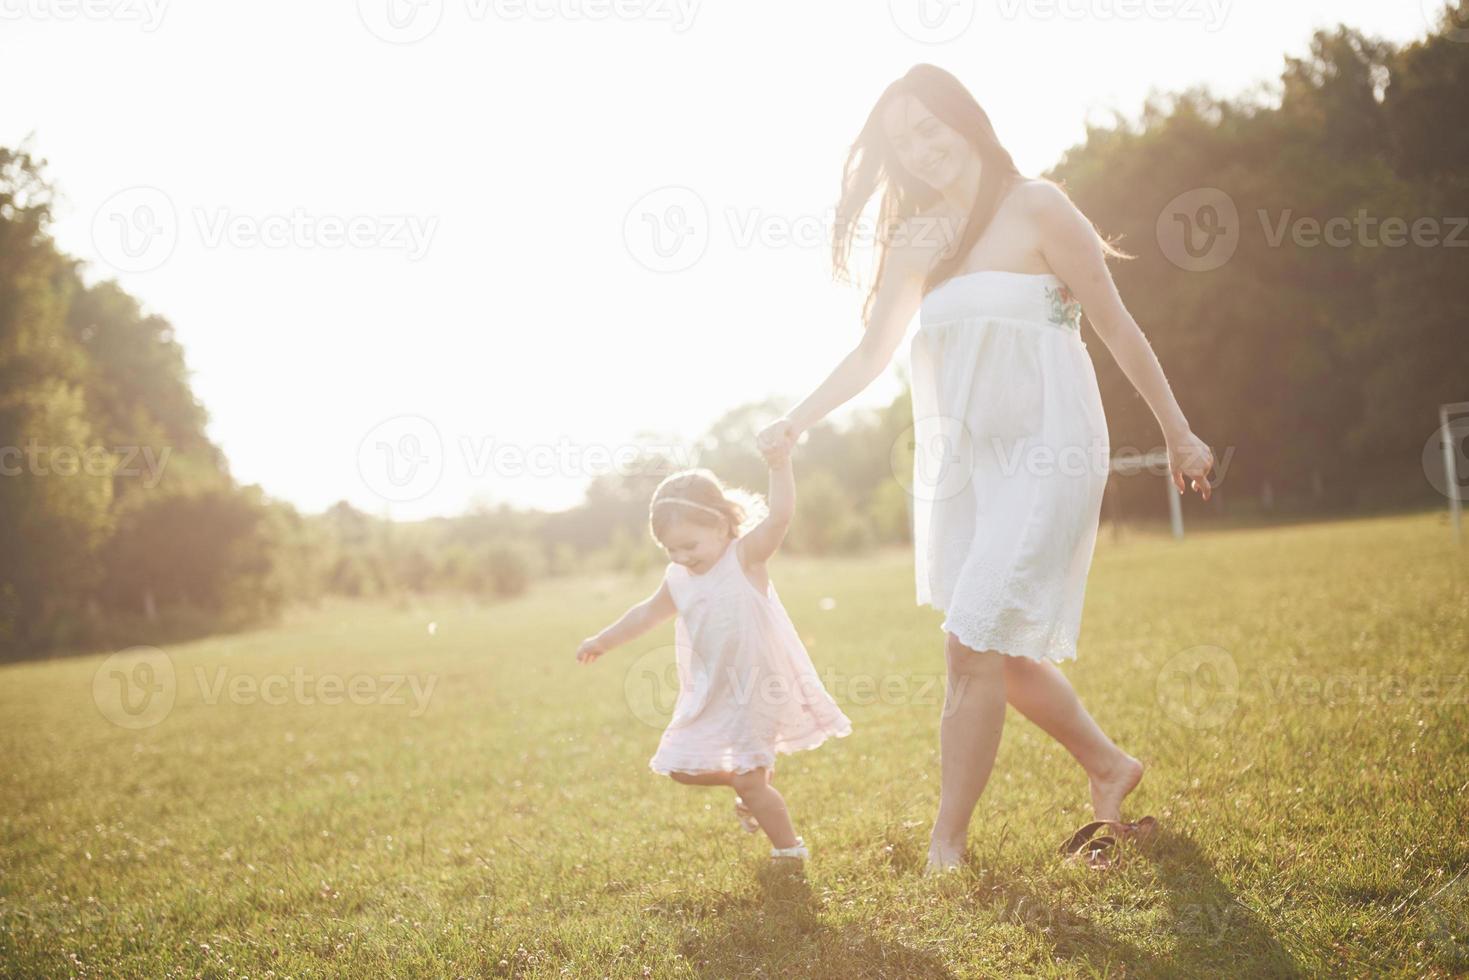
[1167,430,1215,500]
[756,417,798,464]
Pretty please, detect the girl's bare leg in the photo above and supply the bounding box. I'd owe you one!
[1000,657,1143,821]
[928,633,1007,867]
[731,767,798,849]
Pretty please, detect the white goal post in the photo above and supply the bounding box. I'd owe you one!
[1109,449,1184,540]
[1441,401,1469,547]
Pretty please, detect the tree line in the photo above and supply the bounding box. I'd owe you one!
[2,15,1464,659]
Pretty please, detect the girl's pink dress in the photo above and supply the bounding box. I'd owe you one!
[648,534,852,775]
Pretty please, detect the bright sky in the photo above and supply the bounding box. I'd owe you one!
[0,0,1437,519]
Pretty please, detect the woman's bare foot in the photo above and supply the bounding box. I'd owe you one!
[925,831,965,875]
[1088,753,1144,822]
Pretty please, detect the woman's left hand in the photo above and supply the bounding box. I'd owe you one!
[1167,430,1215,501]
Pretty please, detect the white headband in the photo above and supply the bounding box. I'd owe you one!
[653,496,726,518]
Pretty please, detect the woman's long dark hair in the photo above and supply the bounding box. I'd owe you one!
[832,63,1124,331]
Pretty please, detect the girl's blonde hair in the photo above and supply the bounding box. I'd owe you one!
[648,468,768,544]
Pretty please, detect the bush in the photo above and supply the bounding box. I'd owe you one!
[791,470,871,555]
[484,542,531,597]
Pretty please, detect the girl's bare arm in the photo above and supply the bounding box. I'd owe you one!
[575,580,676,664]
[738,451,795,567]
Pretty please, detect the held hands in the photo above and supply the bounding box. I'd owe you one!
[756,417,798,467]
[575,635,608,665]
[1167,430,1215,501]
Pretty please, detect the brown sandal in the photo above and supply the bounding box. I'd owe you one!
[1065,834,1118,869]
[1059,815,1158,869]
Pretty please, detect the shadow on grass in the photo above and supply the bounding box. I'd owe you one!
[962,827,1302,979]
[671,860,956,979]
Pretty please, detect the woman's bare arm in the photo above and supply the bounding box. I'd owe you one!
[781,238,930,437]
[1026,183,1189,439]
[1026,183,1215,497]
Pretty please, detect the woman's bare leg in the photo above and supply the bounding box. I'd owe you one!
[731,767,798,849]
[928,632,1008,867]
[1001,656,1143,821]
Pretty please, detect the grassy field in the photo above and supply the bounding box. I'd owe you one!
[1,510,1466,978]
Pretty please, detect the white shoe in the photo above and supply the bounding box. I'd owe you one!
[770,836,808,861]
[733,798,760,834]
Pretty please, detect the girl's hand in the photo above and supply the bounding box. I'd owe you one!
[763,436,792,469]
[756,417,798,464]
[1167,430,1215,501]
[575,636,608,664]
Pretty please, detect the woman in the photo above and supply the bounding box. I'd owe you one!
[755,64,1215,873]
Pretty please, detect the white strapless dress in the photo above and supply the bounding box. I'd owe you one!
[909,271,1110,664]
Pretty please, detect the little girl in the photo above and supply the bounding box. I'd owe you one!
[575,449,852,862]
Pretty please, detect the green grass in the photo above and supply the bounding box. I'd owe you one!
[2,510,1467,978]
